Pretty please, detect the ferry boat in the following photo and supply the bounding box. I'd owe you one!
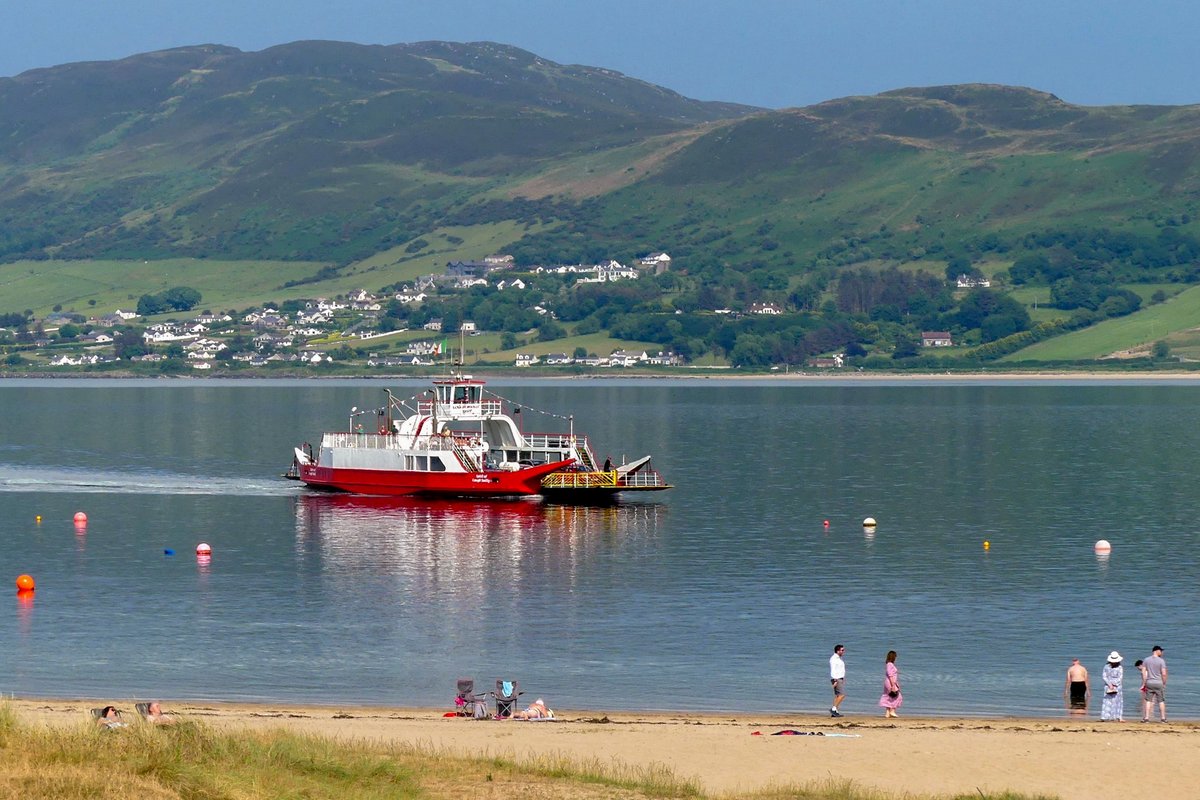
[288,375,671,499]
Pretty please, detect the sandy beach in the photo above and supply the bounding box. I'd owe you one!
[10,699,1198,798]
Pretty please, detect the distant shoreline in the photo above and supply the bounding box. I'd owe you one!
[4,369,1200,382]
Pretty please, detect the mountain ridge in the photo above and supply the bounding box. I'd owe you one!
[1,41,1199,279]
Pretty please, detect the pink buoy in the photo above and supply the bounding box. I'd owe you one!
[195,542,212,556]
[1094,539,1112,553]
[73,511,87,523]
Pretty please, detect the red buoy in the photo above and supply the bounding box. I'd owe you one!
[73,512,87,523]
[15,574,34,592]
[195,542,212,556]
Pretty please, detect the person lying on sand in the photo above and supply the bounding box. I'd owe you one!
[509,698,554,720]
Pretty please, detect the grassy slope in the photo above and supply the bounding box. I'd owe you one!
[0,222,541,316]
[0,258,323,315]
[1003,285,1200,360]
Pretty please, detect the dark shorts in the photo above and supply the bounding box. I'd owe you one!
[831,678,845,697]
[1069,681,1087,707]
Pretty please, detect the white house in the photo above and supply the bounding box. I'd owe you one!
[750,302,783,315]
[921,331,954,347]
[609,349,648,367]
[515,353,540,367]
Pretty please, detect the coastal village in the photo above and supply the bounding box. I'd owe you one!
[1,253,706,373]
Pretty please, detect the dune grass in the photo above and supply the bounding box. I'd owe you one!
[0,705,1056,799]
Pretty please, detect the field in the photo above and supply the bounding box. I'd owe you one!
[0,220,539,317]
[1004,284,1200,361]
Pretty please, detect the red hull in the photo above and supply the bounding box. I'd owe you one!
[297,459,573,497]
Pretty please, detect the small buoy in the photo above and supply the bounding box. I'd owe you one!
[863,517,877,528]
[1094,539,1112,553]
[73,511,87,523]
[195,543,212,556]
[163,548,175,556]
[15,574,34,592]
[35,515,41,524]
[823,520,830,528]
[983,540,990,549]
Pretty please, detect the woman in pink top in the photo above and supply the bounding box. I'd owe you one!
[879,650,903,718]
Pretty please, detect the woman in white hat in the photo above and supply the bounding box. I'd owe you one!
[1101,651,1124,721]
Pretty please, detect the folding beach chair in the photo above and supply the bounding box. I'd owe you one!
[492,679,523,719]
[454,678,489,719]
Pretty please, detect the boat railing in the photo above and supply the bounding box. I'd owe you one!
[323,432,399,449]
[619,469,668,488]
[541,470,619,489]
[523,433,595,462]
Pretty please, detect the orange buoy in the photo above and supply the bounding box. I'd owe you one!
[73,512,87,523]
[195,542,212,556]
[15,574,34,592]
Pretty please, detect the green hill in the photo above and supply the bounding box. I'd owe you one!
[6,43,1200,368]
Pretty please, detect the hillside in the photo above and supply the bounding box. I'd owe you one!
[5,44,1200,370]
[0,40,754,263]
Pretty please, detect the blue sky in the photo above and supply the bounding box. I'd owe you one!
[5,0,1198,108]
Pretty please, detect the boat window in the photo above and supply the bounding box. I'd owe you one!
[453,386,468,402]
[429,456,446,472]
[416,455,428,471]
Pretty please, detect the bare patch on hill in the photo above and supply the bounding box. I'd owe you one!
[508,128,715,199]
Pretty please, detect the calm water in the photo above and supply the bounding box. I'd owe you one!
[1,377,1198,718]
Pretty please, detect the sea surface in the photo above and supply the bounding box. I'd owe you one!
[1,377,1198,718]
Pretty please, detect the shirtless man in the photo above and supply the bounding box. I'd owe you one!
[1064,658,1090,710]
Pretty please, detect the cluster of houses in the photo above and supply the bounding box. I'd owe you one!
[514,349,682,368]
[438,252,671,290]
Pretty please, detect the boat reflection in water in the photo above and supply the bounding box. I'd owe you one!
[292,493,668,599]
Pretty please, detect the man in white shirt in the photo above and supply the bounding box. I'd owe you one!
[829,643,846,717]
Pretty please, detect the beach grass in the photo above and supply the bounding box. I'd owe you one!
[0,705,1056,799]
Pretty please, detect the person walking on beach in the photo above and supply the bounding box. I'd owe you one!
[1064,658,1089,710]
[879,650,902,718]
[1100,651,1124,722]
[1142,645,1167,722]
[829,644,846,718]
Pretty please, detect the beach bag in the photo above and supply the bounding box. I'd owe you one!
[473,700,488,719]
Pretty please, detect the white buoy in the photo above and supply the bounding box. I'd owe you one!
[195,542,212,556]
[1094,539,1112,553]
[863,517,877,528]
